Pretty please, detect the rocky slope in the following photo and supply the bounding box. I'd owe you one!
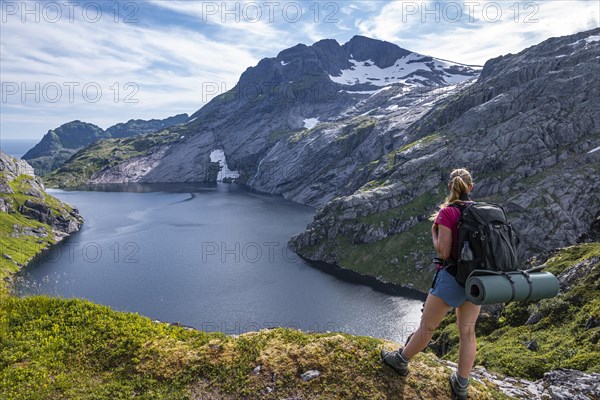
[22,114,188,175]
[0,150,83,279]
[105,114,190,138]
[290,28,600,290]
[46,36,480,206]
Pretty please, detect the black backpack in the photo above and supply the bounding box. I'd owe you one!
[445,202,520,286]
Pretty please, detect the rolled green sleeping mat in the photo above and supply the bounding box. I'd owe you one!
[465,270,560,305]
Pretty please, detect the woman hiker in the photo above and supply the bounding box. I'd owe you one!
[381,168,481,400]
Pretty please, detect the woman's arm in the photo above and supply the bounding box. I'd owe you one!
[432,223,452,259]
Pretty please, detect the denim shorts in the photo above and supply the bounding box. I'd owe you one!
[429,269,467,308]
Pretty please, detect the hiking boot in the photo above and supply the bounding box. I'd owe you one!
[380,348,409,376]
[449,370,469,400]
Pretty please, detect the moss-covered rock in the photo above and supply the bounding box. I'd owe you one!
[0,152,83,281]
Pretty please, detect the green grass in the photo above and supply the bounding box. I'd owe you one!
[336,220,436,291]
[0,211,52,279]
[359,178,388,192]
[268,128,298,143]
[386,133,442,169]
[0,295,510,400]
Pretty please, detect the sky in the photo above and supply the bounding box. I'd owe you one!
[0,0,598,141]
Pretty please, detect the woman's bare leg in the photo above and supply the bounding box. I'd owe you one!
[455,301,481,378]
[402,293,451,358]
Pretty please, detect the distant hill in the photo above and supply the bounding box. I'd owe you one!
[22,114,188,175]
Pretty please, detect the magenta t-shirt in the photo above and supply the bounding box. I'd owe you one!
[434,203,472,260]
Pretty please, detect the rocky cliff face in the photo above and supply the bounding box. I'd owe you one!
[22,114,188,176]
[578,210,600,243]
[290,28,600,290]
[0,150,83,278]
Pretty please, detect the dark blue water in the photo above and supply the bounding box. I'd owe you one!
[0,139,39,158]
[13,183,424,342]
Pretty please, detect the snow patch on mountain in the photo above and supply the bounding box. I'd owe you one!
[588,145,600,154]
[343,86,393,96]
[303,118,319,129]
[570,34,600,48]
[329,54,479,88]
[210,149,240,181]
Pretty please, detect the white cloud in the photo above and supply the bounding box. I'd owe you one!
[1,0,598,141]
[0,3,263,139]
[355,0,600,65]
[355,1,420,43]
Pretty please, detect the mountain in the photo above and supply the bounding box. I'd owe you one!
[46,35,479,205]
[290,28,600,290]
[22,121,107,175]
[22,114,188,175]
[0,150,83,279]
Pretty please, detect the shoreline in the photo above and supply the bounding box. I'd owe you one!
[297,255,428,301]
[2,226,83,288]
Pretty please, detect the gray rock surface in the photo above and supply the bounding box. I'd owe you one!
[290,28,600,285]
[300,370,321,382]
[466,363,600,400]
[0,151,35,178]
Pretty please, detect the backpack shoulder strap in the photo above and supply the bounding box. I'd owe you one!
[449,201,475,214]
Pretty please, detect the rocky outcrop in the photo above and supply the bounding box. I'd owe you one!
[578,210,600,243]
[469,365,600,400]
[89,146,172,184]
[290,28,600,289]
[105,114,189,138]
[0,151,35,178]
[0,150,83,275]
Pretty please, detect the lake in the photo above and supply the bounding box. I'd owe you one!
[12,183,425,343]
